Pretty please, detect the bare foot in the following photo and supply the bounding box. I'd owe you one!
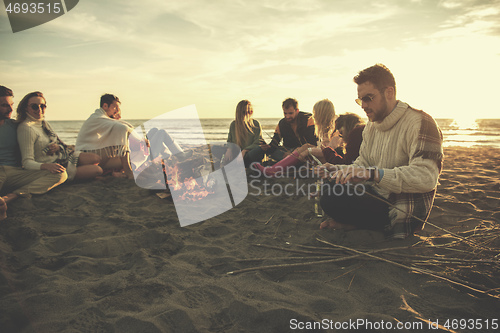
[0,197,7,221]
[320,218,356,230]
[111,171,128,178]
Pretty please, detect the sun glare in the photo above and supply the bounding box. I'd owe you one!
[450,117,478,130]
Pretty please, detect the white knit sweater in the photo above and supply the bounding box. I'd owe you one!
[352,101,441,197]
[17,115,58,170]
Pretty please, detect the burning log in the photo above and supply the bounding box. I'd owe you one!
[164,155,217,201]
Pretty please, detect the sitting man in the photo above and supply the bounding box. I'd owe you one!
[264,98,317,161]
[318,64,443,239]
[76,94,135,179]
[0,85,67,220]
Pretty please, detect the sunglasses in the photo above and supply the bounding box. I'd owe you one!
[355,94,376,106]
[30,103,47,111]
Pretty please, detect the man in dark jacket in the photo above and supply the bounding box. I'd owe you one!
[265,98,317,161]
[0,85,67,220]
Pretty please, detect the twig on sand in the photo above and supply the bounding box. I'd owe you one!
[235,256,337,262]
[386,252,500,266]
[227,245,412,275]
[253,243,340,256]
[347,274,356,292]
[364,191,493,252]
[316,238,500,299]
[226,254,362,275]
[327,264,366,283]
[295,244,343,252]
[264,214,275,225]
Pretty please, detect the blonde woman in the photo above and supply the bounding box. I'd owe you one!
[255,99,340,176]
[226,100,267,167]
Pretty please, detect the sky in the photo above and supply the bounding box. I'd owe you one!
[1,0,500,121]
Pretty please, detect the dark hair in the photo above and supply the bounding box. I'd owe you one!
[335,113,364,144]
[100,94,120,108]
[282,98,298,110]
[0,85,13,97]
[353,64,396,94]
[16,91,45,122]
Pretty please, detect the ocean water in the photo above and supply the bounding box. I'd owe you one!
[48,118,500,149]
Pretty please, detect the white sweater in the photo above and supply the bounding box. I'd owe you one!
[352,101,441,198]
[17,115,58,170]
[333,101,443,239]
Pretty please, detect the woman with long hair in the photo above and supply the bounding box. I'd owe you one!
[16,92,103,181]
[226,100,266,167]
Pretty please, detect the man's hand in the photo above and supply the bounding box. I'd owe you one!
[331,166,372,184]
[41,163,66,174]
[315,163,340,179]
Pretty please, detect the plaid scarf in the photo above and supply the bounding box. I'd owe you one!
[40,120,78,167]
[386,110,443,239]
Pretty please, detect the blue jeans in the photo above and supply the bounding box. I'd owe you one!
[319,183,390,231]
[243,146,265,168]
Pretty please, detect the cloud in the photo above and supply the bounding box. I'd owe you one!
[3,0,500,120]
[29,51,59,58]
[438,0,500,30]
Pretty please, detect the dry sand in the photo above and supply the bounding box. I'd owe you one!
[1,147,499,332]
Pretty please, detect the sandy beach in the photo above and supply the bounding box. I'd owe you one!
[1,147,499,333]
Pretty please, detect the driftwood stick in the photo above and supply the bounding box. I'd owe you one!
[235,256,338,262]
[253,244,337,256]
[264,214,275,225]
[253,243,412,257]
[418,242,473,254]
[227,254,362,275]
[295,244,343,252]
[347,274,356,292]
[364,192,492,251]
[327,264,366,282]
[386,252,500,265]
[229,245,412,275]
[316,238,499,299]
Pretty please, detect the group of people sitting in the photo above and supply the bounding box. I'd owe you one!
[1,64,444,240]
[226,64,443,239]
[0,89,182,220]
[227,98,365,175]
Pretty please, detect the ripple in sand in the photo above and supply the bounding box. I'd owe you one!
[156,309,198,333]
[439,201,477,213]
[177,285,225,309]
[211,303,322,333]
[5,226,39,251]
[34,256,77,272]
[115,316,162,333]
[68,307,113,332]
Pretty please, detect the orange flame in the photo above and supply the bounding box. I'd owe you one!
[165,164,213,201]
